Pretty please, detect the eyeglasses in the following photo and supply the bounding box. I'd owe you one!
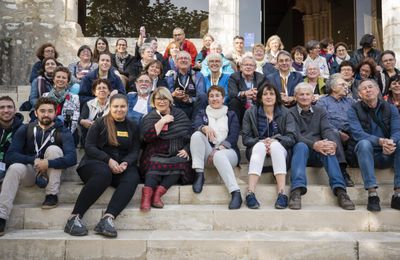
[155,97,169,102]
[336,48,347,52]
[242,63,255,67]
[208,59,221,63]
[178,57,190,60]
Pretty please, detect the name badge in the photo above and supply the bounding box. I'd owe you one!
[0,162,6,172]
[117,131,129,137]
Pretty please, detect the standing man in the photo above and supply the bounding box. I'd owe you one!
[348,79,400,211]
[164,27,198,66]
[166,51,207,120]
[0,96,24,183]
[0,97,77,236]
[288,82,355,210]
[266,50,303,107]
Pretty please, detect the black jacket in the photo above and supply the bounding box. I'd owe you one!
[79,116,140,169]
[228,71,267,103]
[111,53,136,78]
[0,112,24,165]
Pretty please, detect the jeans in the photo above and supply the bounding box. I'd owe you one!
[290,142,346,194]
[355,139,400,190]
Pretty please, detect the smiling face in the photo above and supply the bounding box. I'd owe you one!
[169,43,180,58]
[96,39,107,52]
[53,71,69,90]
[98,54,111,72]
[43,46,55,59]
[142,47,154,61]
[44,59,57,76]
[234,38,244,53]
[277,54,292,73]
[240,58,256,77]
[135,75,152,95]
[340,66,354,81]
[294,51,304,64]
[331,78,348,98]
[253,47,265,61]
[176,54,191,71]
[309,45,320,59]
[306,64,320,80]
[382,53,396,71]
[147,63,161,78]
[154,95,171,114]
[335,45,348,59]
[295,87,313,108]
[0,99,16,125]
[269,39,280,53]
[116,39,127,53]
[208,57,222,73]
[94,82,110,99]
[35,104,56,126]
[390,80,400,95]
[203,36,213,49]
[208,89,224,109]
[79,48,91,61]
[110,98,128,122]
[359,64,372,80]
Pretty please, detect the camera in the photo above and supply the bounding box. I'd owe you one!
[64,109,74,129]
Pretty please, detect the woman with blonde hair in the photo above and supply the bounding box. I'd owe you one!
[265,35,284,65]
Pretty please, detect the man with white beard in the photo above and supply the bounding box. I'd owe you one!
[127,74,153,125]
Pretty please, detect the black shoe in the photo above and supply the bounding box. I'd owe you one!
[391,194,400,210]
[337,190,355,210]
[192,171,205,193]
[0,218,6,236]
[367,195,381,212]
[41,194,58,209]
[64,215,88,236]
[288,189,302,210]
[229,190,242,209]
[342,172,354,187]
[94,216,117,238]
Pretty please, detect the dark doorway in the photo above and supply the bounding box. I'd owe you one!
[261,0,304,48]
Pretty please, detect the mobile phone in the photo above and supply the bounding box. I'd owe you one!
[140,26,146,37]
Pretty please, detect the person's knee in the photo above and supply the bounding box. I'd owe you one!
[191,131,205,142]
[270,141,285,153]
[355,139,373,153]
[5,163,27,179]
[44,145,63,160]
[293,142,309,154]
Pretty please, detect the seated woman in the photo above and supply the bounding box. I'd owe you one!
[194,34,214,71]
[144,60,167,91]
[327,42,351,74]
[92,37,110,63]
[29,57,57,109]
[140,87,193,212]
[79,79,111,144]
[203,53,230,104]
[68,45,98,94]
[384,74,400,111]
[242,83,296,209]
[64,94,140,237]
[200,42,234,77]
[355,57,377,80]
[29,43,62,83]
[303,63,326,103]
[127,43,155,90]
[264,35,284,65]
[111,38,136,87]
[191,85,242,209]
[79,52,125,105]
[291,45,307,75]
[43,67,80,134]
[252,43,267,74]
[164,41,181,74]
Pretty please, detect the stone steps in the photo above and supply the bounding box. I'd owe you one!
[1,230,400,259]
[6,204,400,232]
[12,183,395,207]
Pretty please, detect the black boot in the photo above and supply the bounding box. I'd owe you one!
[192,171,205,193]
[229,190,242,209]
[342,171,354,187]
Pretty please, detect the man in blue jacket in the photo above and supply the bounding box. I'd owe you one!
[266,50,303,107]
[0,96,24,183]
[0,97,77,236]
[348,78,400,212]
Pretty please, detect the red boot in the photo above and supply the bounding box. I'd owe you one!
[140,186,153,212]
[152,186,168,208]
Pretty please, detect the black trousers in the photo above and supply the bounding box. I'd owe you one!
[144,174,180,189]
[72,161,140,218]
[228,97,245,124]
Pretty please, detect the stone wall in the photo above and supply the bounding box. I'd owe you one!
[382,0,400,67]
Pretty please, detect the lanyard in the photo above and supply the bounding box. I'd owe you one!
[33,126,56,157]
[0,130,12,161]
[177,75,190,91]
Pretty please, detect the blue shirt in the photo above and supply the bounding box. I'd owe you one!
[204,73,230,104]
[316,95,355,132]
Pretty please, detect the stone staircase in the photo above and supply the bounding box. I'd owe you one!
[0,86,399,259]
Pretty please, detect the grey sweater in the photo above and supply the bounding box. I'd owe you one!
[289,105,336,149]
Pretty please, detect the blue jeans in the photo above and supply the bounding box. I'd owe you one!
[355,139,400,190]
[290,142,346,194]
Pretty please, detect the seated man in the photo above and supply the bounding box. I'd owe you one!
[266,50,303,107]
[348,78,400,211]
[0,96,24,183]
[166,51,207,120]
[317,74,356,186]
[289,82,355,210]
[0,97,77,236]
[228,55,266,122]
[127,74,153,125]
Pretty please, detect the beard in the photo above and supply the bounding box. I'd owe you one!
[138,88,151,96]
[39,117,53,126]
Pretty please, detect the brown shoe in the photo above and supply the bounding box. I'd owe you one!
[288,189,302,210]
[337,190,355,210]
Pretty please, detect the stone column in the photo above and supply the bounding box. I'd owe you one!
[382,0,400,67]
[312,13,320,40]
[303,15,314,43]
[208,0,239,51]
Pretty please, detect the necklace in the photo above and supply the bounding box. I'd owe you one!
[210,72,221,85]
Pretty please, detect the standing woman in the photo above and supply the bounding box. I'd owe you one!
[242,83,296,209]
[265,35,284,65]
[43,67,80,134]
[64,94,141,237]
[79,79,111,143]
[191,86,242,209]
[92,37,110,63]
[140,87,193,212]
